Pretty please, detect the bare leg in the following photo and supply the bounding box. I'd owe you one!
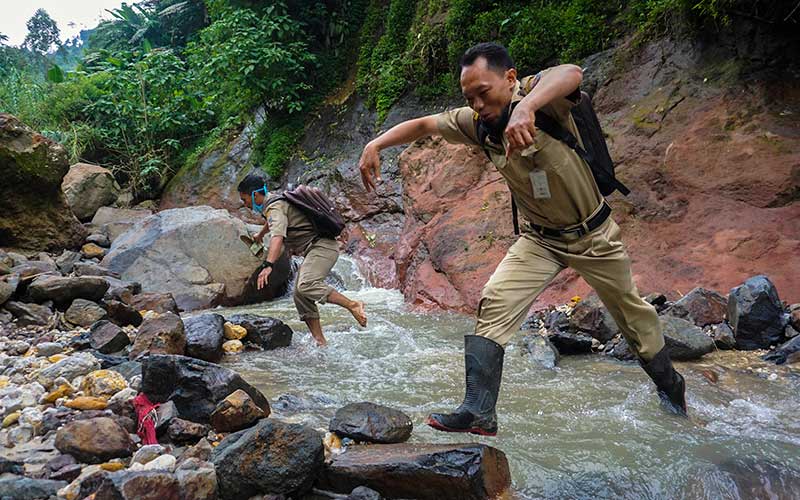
[327,290,367,327]
[304,317,327,347]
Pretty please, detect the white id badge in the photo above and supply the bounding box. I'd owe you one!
[529,169,551,199]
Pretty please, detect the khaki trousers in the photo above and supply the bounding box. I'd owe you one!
[475,218,664,361]
[294,238,339,321]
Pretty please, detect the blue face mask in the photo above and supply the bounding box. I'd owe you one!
[251,184,268,214]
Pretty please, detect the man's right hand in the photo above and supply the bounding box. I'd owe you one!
[359,142,382,192]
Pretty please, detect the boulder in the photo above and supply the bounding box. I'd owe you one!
[520,334,560,369]
[210,389,267,433]
[105,300,143,327]
[708,323,736,350]
[728,275,788,350]
[568,296,619,342]
[129,312,186,360]
[226,314,293,350]
[64,298,107,327]
[102,206,291,311]
[131,444,167,465]
[54,417,133,463]
[0,275,18,306]
[319,443,511,500]
[27,275,109,306]
[762,335,800,365]
[55,250,82,274]
[128,292,179,315]
[0,476,67,500]
[661,316,715,360]
[547,329,594,355]
[78,470,181,500]
[175,458,218,500]
[0,114,86,250]
[167,418,209,444]
[90,320,131,354]
[329,402,412,444]
[141,354,270,423]
[212,418,323,499]
[184,313,225,362]
[35,352,100,389]
[61,163,120,221]
[80,369,128,399]
[73,262,119,278]
[663,287,727,327]
[86,233,111,247]
[3,301,52,326]
[90,206,153,243]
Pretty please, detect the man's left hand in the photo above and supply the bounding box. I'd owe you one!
[257,268,272,290]
[505,104,536,159]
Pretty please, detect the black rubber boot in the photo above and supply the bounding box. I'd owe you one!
[426,335,504,436]
[640,346,687,416]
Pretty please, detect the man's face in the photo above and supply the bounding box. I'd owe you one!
[460,57,517,127]
[239,192,252,209]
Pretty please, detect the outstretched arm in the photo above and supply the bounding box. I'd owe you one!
[359,115,440,191]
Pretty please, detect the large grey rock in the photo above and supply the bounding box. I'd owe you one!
[547,329,594,355]
[184,313,225,362]
[661,316,715,360]
[129,312,186,360]
[318,443,511,500]
[64,298,107,327]
[728,275,788,350]
[0,114,87,251]
[128,292,179,314]
[90,206,153,243]
[55,417,133,463]
[520,334,560,369]
[27,275,109,306]
[102,206,284,311]
[105,300,142,327]
[141,354,269,424]
[212,418,323,499]
[3,300,52,326]
[73,262,119,278]
[35,352,100,389]
[329,402,412,444]
[55,250,82,274]
[663,287,727,327]
[0,275,18,306]
[0,476,67,500]
[61,163,120,221]
[226,314,293,350]
[175,458,218,500]
[708,323,736,350]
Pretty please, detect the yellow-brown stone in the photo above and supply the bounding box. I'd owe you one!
[223,322,247,340]
[81,243,105,258]
[65,396,108,410]
[80,370,128,399]
[222,339,244,353]
[2,411,20,428]
[43,383,74,404]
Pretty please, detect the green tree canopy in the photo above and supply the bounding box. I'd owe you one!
[23,8,61,54]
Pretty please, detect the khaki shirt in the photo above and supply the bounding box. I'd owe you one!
[263,195,318,256]
[436,69,604,229]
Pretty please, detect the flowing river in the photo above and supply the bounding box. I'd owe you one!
[211,257,800,499]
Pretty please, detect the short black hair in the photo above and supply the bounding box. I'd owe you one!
[237,173,266,194]
[460,42,515,74]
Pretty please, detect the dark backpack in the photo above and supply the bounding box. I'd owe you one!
[266,184,346,239]
[476,87,629,234]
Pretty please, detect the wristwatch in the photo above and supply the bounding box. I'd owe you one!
[262,261,274,270]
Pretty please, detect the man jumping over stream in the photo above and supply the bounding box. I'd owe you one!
[358,42,687,436]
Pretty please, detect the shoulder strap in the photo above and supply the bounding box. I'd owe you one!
[534,111,630,195]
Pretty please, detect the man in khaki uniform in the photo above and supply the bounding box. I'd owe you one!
[358,43,686,435]
[237,174,367,347]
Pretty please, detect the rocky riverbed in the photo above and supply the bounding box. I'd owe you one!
[1,232,798,498]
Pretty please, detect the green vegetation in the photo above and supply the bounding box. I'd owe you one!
[0,0,795,197]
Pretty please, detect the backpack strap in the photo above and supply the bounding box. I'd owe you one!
[263,195,314,233]
[534,111,630,196]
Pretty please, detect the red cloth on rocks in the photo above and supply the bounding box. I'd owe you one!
[132,393,160,445]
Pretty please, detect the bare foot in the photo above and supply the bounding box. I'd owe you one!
[349,301,367,327]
